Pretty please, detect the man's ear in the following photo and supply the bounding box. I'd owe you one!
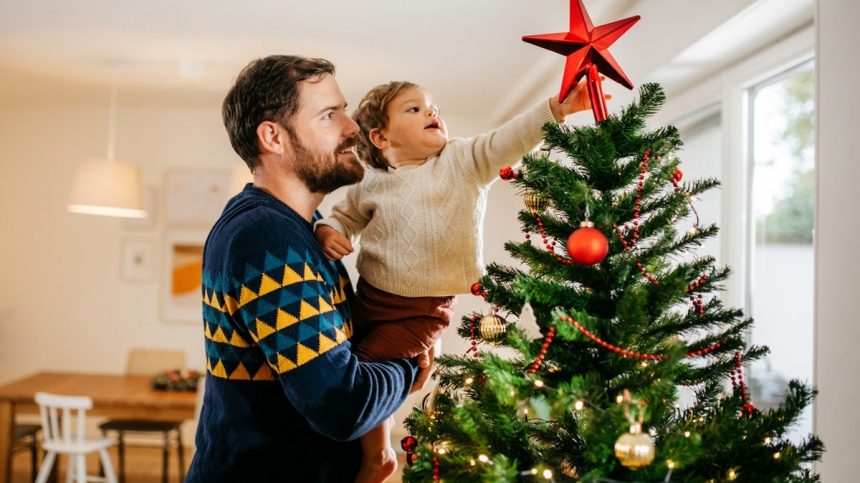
[257,121,287,156]
[368,128,390,150]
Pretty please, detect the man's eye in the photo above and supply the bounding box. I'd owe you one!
[322,112,334,120]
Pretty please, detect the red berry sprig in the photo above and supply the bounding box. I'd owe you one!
[559,314,722,360]
[401,436,418,466]
[526,325,556,374]
[499,166,519,181]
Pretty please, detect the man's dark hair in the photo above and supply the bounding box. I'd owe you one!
[222,55,335,170]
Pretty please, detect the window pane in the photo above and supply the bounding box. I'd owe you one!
[748,61,814,442]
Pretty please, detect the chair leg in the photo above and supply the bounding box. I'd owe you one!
[176,428,185,482]
[65,454,74,483]
[30,435,38,481]
[34,451,56,483]
[75,454,86,483]
[99,448,117,483]
[117,431,126,483]
[161,431,169,483]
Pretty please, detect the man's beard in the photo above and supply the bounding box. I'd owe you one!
[286,127,364,194]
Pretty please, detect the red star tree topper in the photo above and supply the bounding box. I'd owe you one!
[523,0,640,122]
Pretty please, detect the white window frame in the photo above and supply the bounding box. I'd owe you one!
[653,25,814,315]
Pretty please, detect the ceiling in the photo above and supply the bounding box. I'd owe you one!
[0,0,812,125]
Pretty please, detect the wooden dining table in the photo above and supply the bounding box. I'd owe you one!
[0,371,198,483]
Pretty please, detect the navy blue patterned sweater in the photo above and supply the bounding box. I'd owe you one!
[186,185,418,482]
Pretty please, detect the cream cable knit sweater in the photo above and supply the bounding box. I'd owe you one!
[317,100,556,297]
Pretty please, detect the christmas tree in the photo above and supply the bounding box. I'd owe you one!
[400,82,823,482]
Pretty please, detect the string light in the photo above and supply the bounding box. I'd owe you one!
[616,395,624,403]
[465,377,474,385]
[684,431,691,438]
[666,460,675,469]
[478,454,490,463]
[764,437,772,445]
[534,379,545,388]
[773,452,781,460]
[728,469,738,480]
[543,469,553,479]
[574,400,584,411]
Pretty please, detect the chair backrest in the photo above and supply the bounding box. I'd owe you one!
[126,348,186,375]
[34,392,93,446]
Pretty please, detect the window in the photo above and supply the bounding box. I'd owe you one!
[746,60,815,441]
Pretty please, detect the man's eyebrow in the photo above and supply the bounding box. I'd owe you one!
[316,103,348,116]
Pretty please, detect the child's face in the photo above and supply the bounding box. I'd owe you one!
[377,86,448,166]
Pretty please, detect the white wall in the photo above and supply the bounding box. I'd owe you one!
[814,0,860,479]
[0,101,236,382]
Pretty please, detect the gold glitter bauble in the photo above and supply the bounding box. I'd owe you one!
[614,424,655,469]
[523,190,548,214]
[478,314,507,342]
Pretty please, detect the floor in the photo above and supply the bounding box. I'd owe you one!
[10,446,406,482]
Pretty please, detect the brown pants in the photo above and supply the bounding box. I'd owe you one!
[352,278,456,362]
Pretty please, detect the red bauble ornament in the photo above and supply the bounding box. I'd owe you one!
[522,0,640,121]
[566,221,609,265]
[672,168,683,183]
[470,282,484,296]
[499,166,517,181]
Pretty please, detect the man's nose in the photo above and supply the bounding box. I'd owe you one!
[343,115,359,136]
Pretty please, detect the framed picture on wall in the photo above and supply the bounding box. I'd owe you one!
[120,238,155,281]
[161,230,208,323]
[164,170,230,227]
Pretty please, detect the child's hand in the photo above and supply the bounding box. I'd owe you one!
[549,77,612,121]
[315,225,354,260]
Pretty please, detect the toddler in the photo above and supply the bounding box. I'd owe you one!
[315,81,596,482]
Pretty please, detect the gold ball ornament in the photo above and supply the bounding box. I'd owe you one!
[523,190,548,214]
[614,424,656,469]
[479,314,507,343]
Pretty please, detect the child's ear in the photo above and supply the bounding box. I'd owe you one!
[368,128,390,150]
[257,121,287,156]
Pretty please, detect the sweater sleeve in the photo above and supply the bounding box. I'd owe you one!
[315,182,371,242]
[453,99,557,185]
[227,215,416,441]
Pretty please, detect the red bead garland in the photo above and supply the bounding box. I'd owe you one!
[558,314,722,360]
[469,314,480,360]
[533,215,574,265]
[731,351,755,416]
[432,453,440,481]
[612,149,662,285]
[687,274,709,317]
[527,325,556,374]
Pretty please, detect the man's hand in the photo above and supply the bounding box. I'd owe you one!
[411,341,438,394]
[549,76,612,121]
[314,224,354,260]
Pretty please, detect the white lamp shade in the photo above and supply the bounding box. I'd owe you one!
[67,159,146,218]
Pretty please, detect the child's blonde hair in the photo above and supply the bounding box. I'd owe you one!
[352,81,418,170]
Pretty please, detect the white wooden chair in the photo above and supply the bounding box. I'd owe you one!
[34,392,117,483]
[99,348,186,483]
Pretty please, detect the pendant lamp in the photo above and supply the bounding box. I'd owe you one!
[67,80,145,218]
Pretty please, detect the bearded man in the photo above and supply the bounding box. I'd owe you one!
[186,55,432,483]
